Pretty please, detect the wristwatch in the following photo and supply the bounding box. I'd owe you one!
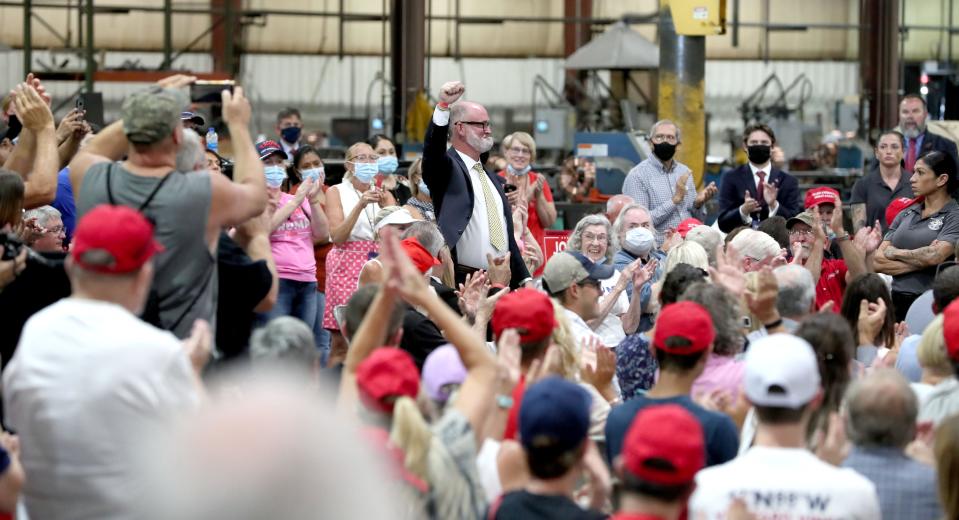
[496,394,514,410]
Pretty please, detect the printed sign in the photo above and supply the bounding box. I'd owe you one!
[542,230,572,264]
[576,143,608,157]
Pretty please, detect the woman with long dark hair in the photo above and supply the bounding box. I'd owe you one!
[841,273,897,364]
[875,150,959,321]
[795,313,855,447]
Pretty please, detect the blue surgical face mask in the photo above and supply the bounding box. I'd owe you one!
[301,166,324,183]
[264,165,287,188]
[418,180,431,197]
[352,162,378,184]
[377,155,399,175]
[507,163,532,176]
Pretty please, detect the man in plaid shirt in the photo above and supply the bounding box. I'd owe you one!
[621,120,717,244]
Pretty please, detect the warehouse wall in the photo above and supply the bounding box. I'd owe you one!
[0,50,856,158]
[0,0,956,60]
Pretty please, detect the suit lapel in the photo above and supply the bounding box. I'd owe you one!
[447,147,475,206]
[743,166,759,201]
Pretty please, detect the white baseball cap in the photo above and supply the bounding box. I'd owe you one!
[744,334,820,408]
[373,208,419,233]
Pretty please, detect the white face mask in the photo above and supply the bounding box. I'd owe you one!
[623,227,656,257]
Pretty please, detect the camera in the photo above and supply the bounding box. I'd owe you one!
[0,232,26,261]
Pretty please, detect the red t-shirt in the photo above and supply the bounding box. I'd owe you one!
[816,258,848,312]
[497,171,554,276]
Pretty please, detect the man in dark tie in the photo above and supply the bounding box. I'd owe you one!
[897,94,959,172]
[717,123,802,232]
[422,81,531,288]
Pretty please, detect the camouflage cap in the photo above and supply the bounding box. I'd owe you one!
[121,86,189,144]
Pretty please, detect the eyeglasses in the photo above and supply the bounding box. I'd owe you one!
[456,121,492,130]
[349,154,380,163]
[789,228,814,238]
[578,279,601,290]
[44,226,65,234]
[508,146,531,156]
[650,134,678,144]
[582,233,608,244]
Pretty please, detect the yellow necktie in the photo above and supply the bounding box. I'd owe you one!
[474,163,507,251]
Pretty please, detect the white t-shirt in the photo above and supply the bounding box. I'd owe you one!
[3,298,200,520]
[690,446,881,520]
[593,270,629,347]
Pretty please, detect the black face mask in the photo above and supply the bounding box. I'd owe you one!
[652,141,677,162]
[747,144,771,165]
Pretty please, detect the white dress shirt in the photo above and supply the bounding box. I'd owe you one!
[432,108,508,269]
[740,161,780,224]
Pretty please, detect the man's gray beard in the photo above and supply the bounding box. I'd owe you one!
[902,125,924,139]
[465,134,494,153]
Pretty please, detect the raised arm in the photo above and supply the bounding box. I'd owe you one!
[379,228,497,443]
[209,86,267,229]
[10,83,57,209]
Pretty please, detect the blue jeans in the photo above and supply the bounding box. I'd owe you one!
[258,278,318,329]
[313,291,331,366]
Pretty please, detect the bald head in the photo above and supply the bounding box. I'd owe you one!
[450,101,493,159]
[606,194,634,224]
[845,369,918,449]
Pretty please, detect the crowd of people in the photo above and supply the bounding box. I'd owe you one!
[0,73,959,520]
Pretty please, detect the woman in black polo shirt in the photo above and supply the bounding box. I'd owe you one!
[875,150,959,321]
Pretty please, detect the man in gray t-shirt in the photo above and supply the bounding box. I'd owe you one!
[68,75,268,338]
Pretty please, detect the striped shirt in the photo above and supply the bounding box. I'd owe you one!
[621,155,705,243]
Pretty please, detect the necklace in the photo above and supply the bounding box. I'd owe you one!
[349,181,376,225]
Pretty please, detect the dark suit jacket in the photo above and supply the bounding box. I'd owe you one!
[916,131,959,169]
[422,120,530,287]
[717,164,802,233]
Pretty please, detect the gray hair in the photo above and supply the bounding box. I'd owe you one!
[22,205,61,229]
[175,128,206,173]
[730,228,780,263]
[684,226,722,267]
[649,119,681,144]
[250,317,318,369]
[773,264,816,318]
[401,221,446,257]
[679,283,744,356]
[844,368,918,449]
[568,214,613,263]
[611,203,652,252]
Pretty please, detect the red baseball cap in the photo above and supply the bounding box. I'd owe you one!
[804,187,840,209]
[676,218,703,238]
[71,205,164,274]
[400,237,441,274]
[943,298,959,363]
[491,288,557,344]
[622,404,705,485]
[355,347,420,414]
[886,196,921,228]
[653,301,715,354]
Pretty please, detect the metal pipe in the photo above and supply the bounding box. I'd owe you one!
[162,0,172,68]
[224,0,235,75]
[84,0,93,92]
[950,0,955,64]
[454,0,460,61]
[658,0,706,186]
[7,2,956,31]
[23,0,31,74]
[732,0,739,46]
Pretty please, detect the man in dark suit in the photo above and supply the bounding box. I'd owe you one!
[717,123,802,233]
[422,81,531,288]
[897,93,959,172]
